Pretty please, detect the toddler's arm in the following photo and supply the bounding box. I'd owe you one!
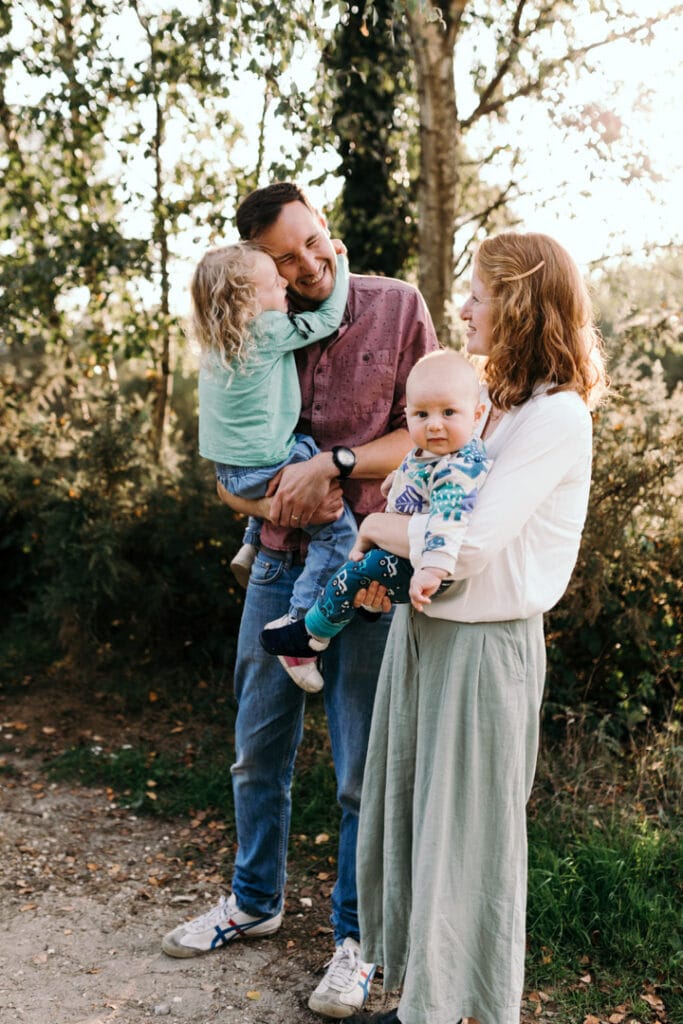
[261,253,350,354]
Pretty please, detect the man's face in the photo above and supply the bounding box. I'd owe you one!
[252,201,337,307]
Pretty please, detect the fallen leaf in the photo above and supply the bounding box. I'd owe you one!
[315,833,330,845]
[246,990,261,1000]
[608,1014,626,1023]
[641,993,664,1010]
[42,726,57,735]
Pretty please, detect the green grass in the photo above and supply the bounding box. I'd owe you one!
[46,740,234,817]
[526,814,682,1020]
[44,706,682,1021]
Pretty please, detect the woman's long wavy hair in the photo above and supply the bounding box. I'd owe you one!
[190,243,261,371]
[475,232,608,409]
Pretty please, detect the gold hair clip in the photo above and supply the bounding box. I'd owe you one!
[501,260,545,282]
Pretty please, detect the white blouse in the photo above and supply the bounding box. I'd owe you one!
[407,387,593,622]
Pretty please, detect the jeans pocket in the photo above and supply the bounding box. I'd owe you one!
[250,551,286,587]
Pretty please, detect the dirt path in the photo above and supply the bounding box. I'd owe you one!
[0,684,549,1024]
[1,752,403,1024]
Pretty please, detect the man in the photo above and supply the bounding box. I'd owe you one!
[162,182,438,1018]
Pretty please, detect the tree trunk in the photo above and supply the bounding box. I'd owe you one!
[405,3,465,342]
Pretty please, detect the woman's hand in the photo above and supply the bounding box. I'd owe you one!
[353,580,392,614]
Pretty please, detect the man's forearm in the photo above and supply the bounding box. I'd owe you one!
[347,428,412,480]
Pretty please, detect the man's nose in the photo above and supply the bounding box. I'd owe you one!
[298,249,318,275]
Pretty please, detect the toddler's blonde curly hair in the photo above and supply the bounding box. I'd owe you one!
[190,243,262,370]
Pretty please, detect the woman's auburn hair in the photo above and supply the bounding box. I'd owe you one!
[190,243,262,370]
[476,232,608,409]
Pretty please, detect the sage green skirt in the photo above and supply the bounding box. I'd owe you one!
[358,606,546,1024]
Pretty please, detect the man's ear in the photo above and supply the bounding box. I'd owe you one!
[316,209,329,233]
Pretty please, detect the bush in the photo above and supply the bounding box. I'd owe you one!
[545,318,682,735]
[1,301,681,730]
[0,350,245,685]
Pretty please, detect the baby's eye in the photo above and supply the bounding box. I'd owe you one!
[415,411,428,419]
[443,408,455,417]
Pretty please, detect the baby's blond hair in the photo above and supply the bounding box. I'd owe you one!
[190,243,262,369]
[407,349,481,405]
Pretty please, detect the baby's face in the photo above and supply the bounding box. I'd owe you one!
[251,250,289,314]
[406,366,481,456]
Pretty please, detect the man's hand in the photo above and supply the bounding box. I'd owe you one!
[267,454,342,528]
[409,566,448,613]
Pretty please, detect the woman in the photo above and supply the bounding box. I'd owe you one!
[349,232,607,1024]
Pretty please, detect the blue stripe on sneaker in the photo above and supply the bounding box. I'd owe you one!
[357,964,376,999]
[210,915,273,949]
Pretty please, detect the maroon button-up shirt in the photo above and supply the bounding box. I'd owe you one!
[260,273,439,552]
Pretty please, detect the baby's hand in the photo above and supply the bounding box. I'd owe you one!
[409,567,447,613]
[380,471,396,498]
[331,237,347,255]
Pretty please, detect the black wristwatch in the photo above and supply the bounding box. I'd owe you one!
[331,445,356,479]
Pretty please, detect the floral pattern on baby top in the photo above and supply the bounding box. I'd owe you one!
[386,438,492,570]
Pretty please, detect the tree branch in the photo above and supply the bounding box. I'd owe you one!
[462,5,683,128]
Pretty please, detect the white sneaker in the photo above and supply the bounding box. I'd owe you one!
[308,937,376,1018]
[262,614,326,694]
[230,543,258,588]
[161,893,282,958]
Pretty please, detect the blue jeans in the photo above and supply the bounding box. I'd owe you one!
[216,434,358,618]
[230,549,392,943]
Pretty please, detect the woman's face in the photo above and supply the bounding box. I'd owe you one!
[460,265,494,357]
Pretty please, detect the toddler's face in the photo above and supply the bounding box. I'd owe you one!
[251,250,289,314]
[406,366,482,456]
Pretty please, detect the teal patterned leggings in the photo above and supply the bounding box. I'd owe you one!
[305,548,414,640]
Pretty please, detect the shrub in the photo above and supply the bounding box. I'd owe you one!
[545,318,682,735]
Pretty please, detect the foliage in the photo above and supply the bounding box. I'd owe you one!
[545,317,682,735]
[0,342,245,683]
[320,0,419,278]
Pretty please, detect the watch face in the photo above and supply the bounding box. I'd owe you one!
[333,446,356,477]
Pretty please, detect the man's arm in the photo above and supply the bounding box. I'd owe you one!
[267,427,412,527]
[217,476,347,528]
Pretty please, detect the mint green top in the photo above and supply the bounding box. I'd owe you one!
[198,254,349,467]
